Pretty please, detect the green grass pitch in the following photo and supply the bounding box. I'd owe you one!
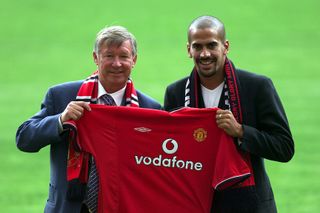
[1,0,320,212]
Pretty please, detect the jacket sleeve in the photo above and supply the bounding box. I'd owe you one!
[16,88,65,152]
[240,77,294,162]
[164,85,178,111]
[164,86,172,111]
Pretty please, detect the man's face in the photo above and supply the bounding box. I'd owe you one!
[188,28,228,79]
[94,39,137,93]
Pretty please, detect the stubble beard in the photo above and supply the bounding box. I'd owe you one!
[197,65,218,79]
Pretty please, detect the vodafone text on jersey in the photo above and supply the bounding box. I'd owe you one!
[134,138,203,171]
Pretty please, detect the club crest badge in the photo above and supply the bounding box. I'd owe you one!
[193,128,207,142]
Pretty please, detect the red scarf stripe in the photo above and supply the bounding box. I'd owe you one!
[193,69,199,108]
[125,78,139,107]
[227,59,242,123]
[76,73,99,102]
[66,70,140,183]
[224,59,242,123]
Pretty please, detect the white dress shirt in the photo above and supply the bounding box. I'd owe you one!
[97,81,126,106]
[58,81,126,132]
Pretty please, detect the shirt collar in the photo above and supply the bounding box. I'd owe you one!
[98,81,126,106]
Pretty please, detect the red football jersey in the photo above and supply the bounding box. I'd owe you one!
[74,105,251,213]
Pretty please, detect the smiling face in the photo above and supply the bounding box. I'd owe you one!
[93,39,137,93]
[187,27,229,88]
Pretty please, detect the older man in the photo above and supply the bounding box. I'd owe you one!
[16,26,161,213]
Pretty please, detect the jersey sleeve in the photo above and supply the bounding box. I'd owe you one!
[212,132,251,191]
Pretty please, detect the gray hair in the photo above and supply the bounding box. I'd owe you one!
[188,16,226,43]
[94,26,137,57]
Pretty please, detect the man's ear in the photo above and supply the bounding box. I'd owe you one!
[93,52,98,65]
[132,55,137,67]
[133,55,138,65]
[187,42,192,58]
[224,40,230,55]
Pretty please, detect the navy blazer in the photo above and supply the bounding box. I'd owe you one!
[16,80,162,213]
[164,69,294,213]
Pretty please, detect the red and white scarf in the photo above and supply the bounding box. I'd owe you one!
[75,70,139,106]
[65,70,139,200]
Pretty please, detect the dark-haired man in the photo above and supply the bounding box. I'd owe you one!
[164,15,294,213]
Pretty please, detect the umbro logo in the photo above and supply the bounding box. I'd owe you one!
[134,127,152,133]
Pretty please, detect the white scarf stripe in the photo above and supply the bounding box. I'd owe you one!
[185,79,191,107]
[131,94,138,100]
[126,97,139,105]
[83,79,98,84]
[131,100,139,106]
[185,88,190,95]
[76,96,92,99]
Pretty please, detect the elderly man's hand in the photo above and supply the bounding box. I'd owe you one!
[60,101,91,123]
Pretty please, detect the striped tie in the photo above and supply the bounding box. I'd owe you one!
[85,94,116,212]
[100,93,117,106]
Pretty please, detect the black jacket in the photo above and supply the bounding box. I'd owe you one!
[164,69,294,213]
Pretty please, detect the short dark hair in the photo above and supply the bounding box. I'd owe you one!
[188,16,226,43]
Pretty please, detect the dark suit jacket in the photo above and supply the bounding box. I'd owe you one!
[16,80,162,213]
[164,69,294,213]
